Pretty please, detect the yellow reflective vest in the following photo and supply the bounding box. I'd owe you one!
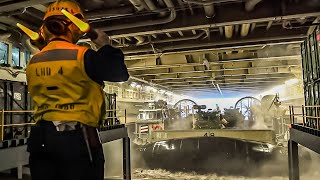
[26,40,105,127]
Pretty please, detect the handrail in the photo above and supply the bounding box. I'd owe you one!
[1,109,4,141]
[0,109,35,141]
[0,109,127,141]
[290,105,320,108]
[289,105,320,130]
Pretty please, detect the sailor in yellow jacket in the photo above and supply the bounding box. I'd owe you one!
[24,1,129,180]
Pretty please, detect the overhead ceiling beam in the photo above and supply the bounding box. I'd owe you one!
[172,86,267,90]
[127,55,301,70]
[0,0,55,13]
[104,1,320,37]
[172,89,264,93]
[0,16,34,28]
[124,41,301,60]
[173,86,266,89]
[150,72,294,81]
[32,4,47,12]
[123,27,307,54]
[169,84,282,90]
[158,76,291,84]
[167,80,283,87]
[133,65,301,77]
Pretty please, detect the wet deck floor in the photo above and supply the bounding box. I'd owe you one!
[1,169,319,180]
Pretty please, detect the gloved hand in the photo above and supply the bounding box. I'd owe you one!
[92,29,110,49]
[30,38,46,51]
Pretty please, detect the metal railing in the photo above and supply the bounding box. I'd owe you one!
[289,105,320,130]
[1,108,128,142]
[104,109,128,125]
[0,109,35,141]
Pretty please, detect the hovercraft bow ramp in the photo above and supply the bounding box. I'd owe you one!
[150,129,275,144]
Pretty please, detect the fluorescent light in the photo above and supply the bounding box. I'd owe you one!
[130,82,137,88]
[285,78,299,86]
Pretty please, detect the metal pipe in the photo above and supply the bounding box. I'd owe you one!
[151,31,206,44]
[144,0,167,16]
[133,64,301,76]
[245,0,263,11]
[168,80,283,85]
[159,76,290,84]
[21,35,40,54]
[150,72,294,81]
[100,11,320,38]
[127,55,301,70]
[168,82,282,88]
[97,0,175,31]
[183,0,215,18]
[183,0,243,5]
[0,0,55,13]
[224,25,233,38]
[135,36,145,45]
[130,76,170,90]
[241,23,251,37]
[124,42,300,60]
[86,6,134,20]
[266,21,273,30]
[1,109,4,141]
[250,22,256,32]
[24,9,43,21]
[0,33,11,40]
[203,4,215,18]
[215,83,223,95]
[129,0,146,11]
[124,34,303,53]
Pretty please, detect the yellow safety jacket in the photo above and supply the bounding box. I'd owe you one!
[26,40,105,127]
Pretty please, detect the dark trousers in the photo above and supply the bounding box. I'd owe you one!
[27,120,105,180]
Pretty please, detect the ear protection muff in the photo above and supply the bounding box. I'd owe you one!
[44,16,72,36]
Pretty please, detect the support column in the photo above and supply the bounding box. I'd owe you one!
[17,165,23,180]
[123,137,131,180]
[288,140,299,180]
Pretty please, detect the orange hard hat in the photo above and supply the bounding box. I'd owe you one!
[43,0,84,20]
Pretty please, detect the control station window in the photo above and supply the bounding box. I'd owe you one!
[12,46,20,67]
[0,42,8,65]
[24,50,31,68]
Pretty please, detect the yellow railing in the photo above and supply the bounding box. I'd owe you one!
[289,105,320,130]
[0,109,35,141]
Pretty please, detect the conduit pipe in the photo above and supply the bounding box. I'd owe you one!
[144,0,167,16]
[21,35,40,54]
[152,31,207,43]
[132,31,207,46]
[123,34,305,54]
[203,4,215,18]
[183,0,215,18]
[240,23,250,37]
[0,32,11,40]
[129,0,147,11]
[245,0,263,11]
[86,6,134,20]
[97,0,175,31]
[183,0,242,5]
[224,25,233,38]
[134,36,145,45]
